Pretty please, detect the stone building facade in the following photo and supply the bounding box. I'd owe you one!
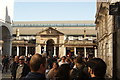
[0,0,14,56]
[12,21,97,58]
[95,0,120,78]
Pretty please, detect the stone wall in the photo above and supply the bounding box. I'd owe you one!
[96,2,113,77]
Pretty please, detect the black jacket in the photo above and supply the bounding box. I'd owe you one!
[21,63,30,77]
[24,72,46,80]
[89,77,106,80]
[70,65,89,80]
[10,62,19,77]
[16,63,30,79]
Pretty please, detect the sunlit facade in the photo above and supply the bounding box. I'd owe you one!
[95,0,120,78]
[12,21,97,58]
[0,0,14,56]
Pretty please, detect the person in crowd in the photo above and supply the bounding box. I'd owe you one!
[66,58,74,69]
[16,56,30,79]
[58,56,67,66]
[25,56,31,67]
[86,58,107,80]
[46,62,59,80]
[47,55,54,69]
[25,54,46,80]
[54,64,71,80]
[67,52,72,58]
[10,56,19,80]
[53,56,58,62]
[2,55,9,73]
[2,55,6,73]
[70,56,89,80]
[83,57,88,63]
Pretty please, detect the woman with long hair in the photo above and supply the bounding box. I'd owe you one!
[54,64,71,80]
[46,62,59,80]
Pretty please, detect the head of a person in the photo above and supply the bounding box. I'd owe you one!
[55,64,71,80]
[19,56,25,64]
[30,54,46,74]
[52,62,59,69]
[14,56,19,63]
[75,56,83,64]
[2,55,6,58]
[86,58,107,78]
[83,57,88,62]
[61,56,66,62]
[66,58,71,64]
[74,56,84,68]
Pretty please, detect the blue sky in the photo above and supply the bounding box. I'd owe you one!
[13,2,96,21]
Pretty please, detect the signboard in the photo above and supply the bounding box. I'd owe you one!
[109,2,120,15]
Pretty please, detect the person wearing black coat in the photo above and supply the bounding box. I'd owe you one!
[25,72,46,80]
[86,58,107,80]
[2,55,9,73]
[16,56,30,80]
[24,54,46,80]
[10,56,19,80]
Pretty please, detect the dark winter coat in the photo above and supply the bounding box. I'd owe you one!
[25,72,46,80]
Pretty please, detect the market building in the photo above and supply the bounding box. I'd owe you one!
[12,21,97,58]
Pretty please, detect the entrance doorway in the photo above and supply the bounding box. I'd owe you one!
[66,47,74,57]
[46,39,54,57]
[2,26,12,56]
[86,48,94,58]
[76,47,84,57]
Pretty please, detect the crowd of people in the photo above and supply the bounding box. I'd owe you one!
[2,53,107,80]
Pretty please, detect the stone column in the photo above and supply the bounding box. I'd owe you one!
[74,47,77,56]
[84,47,87,57]
[25,46,28,56]
[64,47,66,56]
[35,44,41,54]
[39,45,41,54]
[3,39,12,56]
[0,45,2,56]
[53,46,56,56]
[17,45,19,56]
[59,45,66,58]
[94,47,97,57]
[16,29,20,37]
[59,35,65,58]
[44,45,46,52]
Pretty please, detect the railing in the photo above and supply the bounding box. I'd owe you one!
[65,40,97,45]
[12,24,96,27]
[12,36,36,40]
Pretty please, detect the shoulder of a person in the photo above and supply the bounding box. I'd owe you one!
[24,63,29,66]
[70,68,78,74]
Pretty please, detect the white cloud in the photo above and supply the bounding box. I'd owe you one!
[15,0,96,2]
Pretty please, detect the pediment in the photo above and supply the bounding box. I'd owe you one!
[37,27,64,35]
